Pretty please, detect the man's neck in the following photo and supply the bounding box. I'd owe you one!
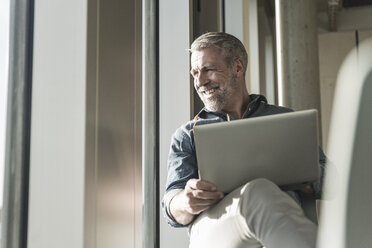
[223,93,250,119]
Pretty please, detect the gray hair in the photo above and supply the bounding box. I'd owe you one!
[190,32,248,73]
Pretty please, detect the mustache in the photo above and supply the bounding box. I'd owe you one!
[198,82,219,93]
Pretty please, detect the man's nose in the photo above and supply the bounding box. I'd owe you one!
[194,72,208,89]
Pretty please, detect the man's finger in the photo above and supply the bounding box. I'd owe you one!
[186,179,218,191]
[187,189,224,200]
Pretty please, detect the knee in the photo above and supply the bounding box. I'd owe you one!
[241,178,278,196]
[239,178,281,207]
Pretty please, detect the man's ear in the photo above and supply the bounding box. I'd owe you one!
[234,58,245,77]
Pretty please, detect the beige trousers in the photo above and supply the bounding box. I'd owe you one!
[189,178,317,248]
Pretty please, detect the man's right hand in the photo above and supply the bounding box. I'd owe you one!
[169,179,224,226]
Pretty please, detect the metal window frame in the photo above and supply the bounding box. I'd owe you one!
[142,0,160,247]
[1,0,34,247]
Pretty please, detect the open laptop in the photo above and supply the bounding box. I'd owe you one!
[193,109,319,193]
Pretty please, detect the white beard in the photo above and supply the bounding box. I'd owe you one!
[202,93,229,112]
[199,76,238,112]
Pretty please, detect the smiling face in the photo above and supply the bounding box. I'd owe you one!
[190,47,239,112]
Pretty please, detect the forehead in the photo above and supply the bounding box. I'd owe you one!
[191,48,226,69]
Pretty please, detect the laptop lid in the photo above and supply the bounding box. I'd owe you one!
[193,109,319,193]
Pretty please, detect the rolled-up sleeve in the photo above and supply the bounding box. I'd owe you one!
[162,125,199,227]
[162,189,184,227]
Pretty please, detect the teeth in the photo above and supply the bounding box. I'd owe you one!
[205,89,216,94]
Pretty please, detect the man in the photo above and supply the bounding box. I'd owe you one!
[162,32,326,248]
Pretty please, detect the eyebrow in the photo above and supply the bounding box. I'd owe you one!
[190,64,216,73]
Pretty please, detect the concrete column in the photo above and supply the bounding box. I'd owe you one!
[275,0,321,112]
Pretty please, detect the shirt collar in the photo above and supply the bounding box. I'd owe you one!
[196,94,268,119]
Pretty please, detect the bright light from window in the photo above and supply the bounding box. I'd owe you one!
[275,0,284,106]
[0,0,10,210]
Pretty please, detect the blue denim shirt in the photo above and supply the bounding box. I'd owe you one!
[162,94,326,227]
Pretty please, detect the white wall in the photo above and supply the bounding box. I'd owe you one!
[247,0,260,94]
[225,0,244,42]
[318,30,372,150]
[28,1,87,247]
[159,0,191,247]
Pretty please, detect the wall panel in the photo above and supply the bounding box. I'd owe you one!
[28,0,142,247]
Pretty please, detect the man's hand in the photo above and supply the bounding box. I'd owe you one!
[169,179,224,226]
[298,183,314,194]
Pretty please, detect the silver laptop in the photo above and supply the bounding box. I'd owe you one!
[193,109,319,193]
